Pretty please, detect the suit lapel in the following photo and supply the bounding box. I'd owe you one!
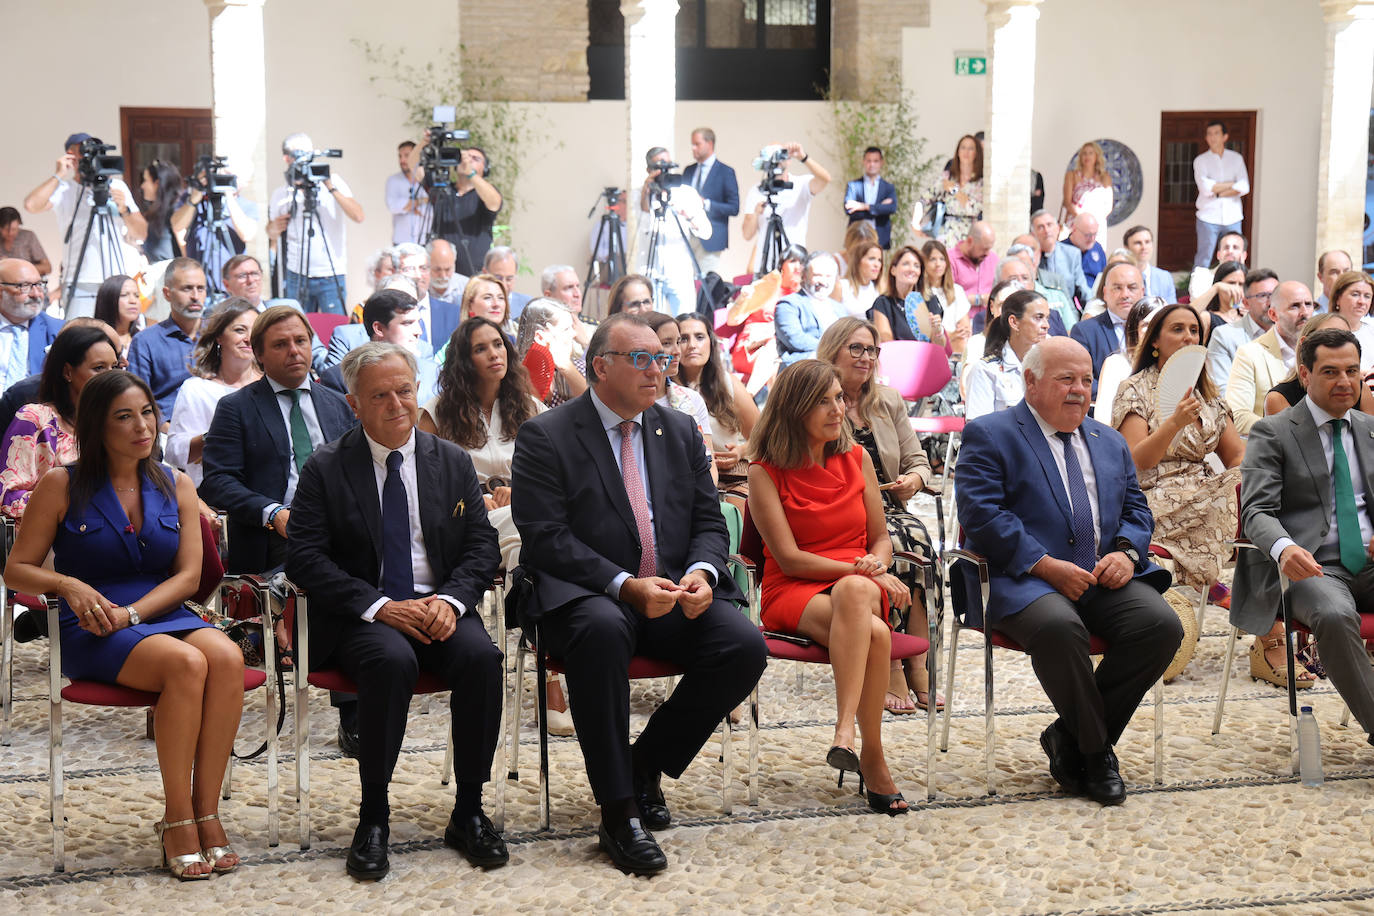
[1349,410,1374,503]
[414,433,446,573]
[91,479,141,565]
[342,429,383,564]
[250,380,290,462]
[1081,420,1115,538]
[572,394,639,542]
[1014,402,1073,527]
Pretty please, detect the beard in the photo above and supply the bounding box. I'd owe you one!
[3,295,42,322]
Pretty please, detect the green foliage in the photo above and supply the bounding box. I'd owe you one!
[824,71,939,250]
[352,40,549,246]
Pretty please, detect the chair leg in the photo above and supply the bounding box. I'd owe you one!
[1,597,12,748]
[296,673,311,850]
[264,633,279,848]
[795,662,803,694]
[1195,585,1209,644]
[1211,626,1240,735]
[536,650,550,832]
[1341,704,1351,728]
[984,634,996,796]
[940,622,960,753]
[223,754,234,800]
[925,593,939,802]
[442,727,454,786]
[509,641,528,781]
[720,714,732,815]
[491,589,506,833]
[1152,678,1164,785]
[48,601,64,873]
[747,685,759,806]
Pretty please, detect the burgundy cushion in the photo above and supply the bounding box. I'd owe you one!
[763,629,929,663]
[308,669,449,694]
[15,593,44,611]
[62,669,266,707]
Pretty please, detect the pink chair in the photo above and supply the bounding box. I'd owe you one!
[879,341,965,534]
[304,312,348,346]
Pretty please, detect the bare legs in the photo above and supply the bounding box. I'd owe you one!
[117,629,245,874]
[798,575,904,807]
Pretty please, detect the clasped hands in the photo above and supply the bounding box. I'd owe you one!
[1033,552,1134,601]
[58,578,125,636]
[376,596,457,643]
[621,571,714,620]
[853,553,912,610]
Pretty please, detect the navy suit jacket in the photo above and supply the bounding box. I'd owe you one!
[953,400,1169,627]
[510,391,739,621]
[1068,311,1118,397]
[427,296,463,350]
[682,160,739,252]
[200,377,357,573]
[844,177,898,248]
[285,426,499,667]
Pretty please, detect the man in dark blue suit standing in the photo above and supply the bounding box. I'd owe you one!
[843,147,898,249]
[682,127,739,276]
[1069,261,1144,398]
[0,258,64,392]
[955,337,1180,806]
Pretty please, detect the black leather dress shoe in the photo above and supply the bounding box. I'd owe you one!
[1039,722,1085,796]
[1083,749,1127,806]
[337,725,361,760]
[444,811,509,868]
[597,817,667,875]
[345,822,390,880]
[12,609,47,643]
[633,768,671,831]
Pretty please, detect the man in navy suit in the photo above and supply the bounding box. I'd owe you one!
[1069,261,1144,398]
[843,146,898,249]
[955,337,1180,806]
[511,313,766,874]
[0,258,63,391]
[681,127,739,275]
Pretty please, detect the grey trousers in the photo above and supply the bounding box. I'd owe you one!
[994,580,1183,754]
[1286,559,1374,736]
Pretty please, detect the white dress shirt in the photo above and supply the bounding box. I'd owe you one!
[1027,404,1102,557]
[1269,397,1373,563]
[263,376,325,522]
[1193,149,1250,226]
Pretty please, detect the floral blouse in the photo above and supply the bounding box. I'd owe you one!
[1,403,77,518]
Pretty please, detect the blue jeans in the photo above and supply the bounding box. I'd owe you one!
[284,270,346,315]
[1194,219,1242,269]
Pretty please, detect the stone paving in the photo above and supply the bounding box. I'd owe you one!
[2,493,1373,914]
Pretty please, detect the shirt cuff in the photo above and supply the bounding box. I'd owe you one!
[685,562,718,586]
[1269,537,1295,565]
[607,571,631,600]
[434,595,467,618]
[701,199,711,211]
[261,502,283,527]
[362,596,386,622]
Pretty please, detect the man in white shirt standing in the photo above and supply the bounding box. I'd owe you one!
[385,140,427,246]
[741,141,831,251]
[1192,120,1250,269]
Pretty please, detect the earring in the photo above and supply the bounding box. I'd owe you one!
[1151,347,1159,358]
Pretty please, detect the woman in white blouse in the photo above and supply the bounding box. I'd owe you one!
[166,300,260,485]
[963,289,1050,421]
[840,239,884,319]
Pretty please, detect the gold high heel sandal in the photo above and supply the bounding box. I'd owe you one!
[155,818,210,880]
[195,813,239,873]
[1250,636,1315,689]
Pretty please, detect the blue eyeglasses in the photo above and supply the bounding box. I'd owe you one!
[601,350,677,370]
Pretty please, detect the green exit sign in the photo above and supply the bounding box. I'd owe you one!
[955,55,987,76]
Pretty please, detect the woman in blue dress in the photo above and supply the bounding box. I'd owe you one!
[5,370,245,880]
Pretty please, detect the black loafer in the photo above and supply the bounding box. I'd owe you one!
[597,817,667,876]
[1039,721,1085,796]
[345,821,390,880]
[1083,749,1127,806]
[633,768,671,831]
[444,811,509,868]
[337,725,361,760]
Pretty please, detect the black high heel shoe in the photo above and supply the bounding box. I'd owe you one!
[865,788,909,816]
[826,746,862,790]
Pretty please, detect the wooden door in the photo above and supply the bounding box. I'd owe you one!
[119,107,213,207]
[1157,110,1256,271]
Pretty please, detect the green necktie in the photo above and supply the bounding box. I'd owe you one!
[287,389,313,473]
[1330,418,1367,575]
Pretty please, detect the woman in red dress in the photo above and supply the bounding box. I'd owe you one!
[747,359,912,814]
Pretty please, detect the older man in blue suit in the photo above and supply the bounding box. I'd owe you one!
[0,258,64,391]
[955,336,1180,806]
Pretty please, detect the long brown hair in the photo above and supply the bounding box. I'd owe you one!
[844,240,883,298]
[882,245,924,299]
[431,317,538,449]
[675,314,739,435]
[193,299,256,378]
[68,371,173,515]
[1130,303,1218,402]
[952,134,983,183]
[749,360,852,469]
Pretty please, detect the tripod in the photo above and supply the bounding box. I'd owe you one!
[418,179,479,274]
[642,186,702,313]
[277,181,344,312]
[196,194,238,299]
[583,190,626,302]
[61,180,126,315]
[754,190,790,278]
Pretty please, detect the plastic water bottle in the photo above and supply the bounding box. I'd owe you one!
[1298,706,1324,787]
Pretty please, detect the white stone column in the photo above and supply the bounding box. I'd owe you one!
[1315,1,1374,276]
[204,0,269,264]
[983,0,1042,252]
[621,0,679,262]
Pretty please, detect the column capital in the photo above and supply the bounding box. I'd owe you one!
[984,0,1043,28]
[203,0,265,10]
[1321,1,1374,23]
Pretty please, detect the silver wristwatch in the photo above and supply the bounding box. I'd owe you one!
[126,605,141,626]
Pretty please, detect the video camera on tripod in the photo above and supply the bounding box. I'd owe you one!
[76,138,124,197]
[189,154,237,195]
[752,145,792,196]
[285,147,342,189]
[418,124,471,191]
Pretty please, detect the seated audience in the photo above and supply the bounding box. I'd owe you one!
[127,257,207,422]
[0,318,120,440]
[675,313,759,506]
[92,273,145,360]
[921,239,972,340]
[319,289,438,403]
[515,298,587,408]
[391,242,463,351]
[726,243,808,394]
[965,289,1051,421]
[485,246,531,319]
[870,245,948,349]
[1122,225,1177,303]
[1227,281,1315,435]
[1326,270,1374,367]
[776,251,845,366]
[541,263,592,350]
[1093,296,1164,420]
[955,336,1181,806]
[1207,268,1277,394]
[426,238,467,304]
[747,358,912,812]
[0,258,65,393]
[1031,209,1091,306]
[993,252,1069,337]
[325,275,425,368]
[642,313,716,473]
[1188,231,1248,302]
[1069,261,1143,397]
[605,273,655,316]
[166,300,260,486]
[1315,248,1353,311]
[286,342,507,880]
[4,370,245,880]
[1234,326,1374,746]
[1188,259,1245,340]
[0,207,51,275]
[1264,313,1374,416]
[840,239,884,319]
[460,273,514,338]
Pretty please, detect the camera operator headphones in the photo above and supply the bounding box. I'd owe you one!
[468,146,492,178]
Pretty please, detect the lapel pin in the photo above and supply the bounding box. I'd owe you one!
[1089,431,1099,438]
[655,428,662,436]
[453,500,465,517]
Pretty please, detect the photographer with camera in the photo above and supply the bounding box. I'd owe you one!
[636,147,711,313]
[23,132,144,318]
[267,133,364,315]
[406,128,502,278]
[741,141,830,251]
[171,156,258,298]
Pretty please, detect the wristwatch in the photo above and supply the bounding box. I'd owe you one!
[1114,538,1141,569]
[126,605,141,626]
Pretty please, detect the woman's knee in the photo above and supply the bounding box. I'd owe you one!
[163,642,210,687]
[831,574,881,612]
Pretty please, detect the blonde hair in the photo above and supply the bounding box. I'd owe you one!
[1077,141,1111,186]
[816,317,884,427]
[748,360,853,469]
[460,273,509,324]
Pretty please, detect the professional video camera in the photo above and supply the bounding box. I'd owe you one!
[418,123,470,191]
[285,147,342,190]
[188,154,237,194]
[76,137,124,189]
[752,144,792,195]
[651,160,685,192]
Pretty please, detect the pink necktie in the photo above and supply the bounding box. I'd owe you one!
[619,420,657,578]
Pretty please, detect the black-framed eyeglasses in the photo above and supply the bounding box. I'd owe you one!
[846,343,881,358]
[1245,290,1273,301]
[0,280,45,295]
[624,297,654,311]
[602,350,676,370]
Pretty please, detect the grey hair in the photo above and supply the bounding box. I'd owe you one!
[1022,342,1046,380]
[514,298,571,357]
[390,242,427,267]
[540,264,576,294]
[1005,243,1035,259]
[340,341,416,395]
[584,313,653,385]
[426,237,454,258]
[484,246,517,269]
[281,132,312,155]
[366,247,395,288]
[378,274,418,298]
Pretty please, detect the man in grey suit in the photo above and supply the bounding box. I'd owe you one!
[1234,326,1374,747]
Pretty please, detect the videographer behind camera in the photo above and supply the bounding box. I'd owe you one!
[22,132,146,317]
[405,131,502,277]
[171,156,259,298]
[636,146,711,313]
[741,141,830,249]
[267,132,364,315]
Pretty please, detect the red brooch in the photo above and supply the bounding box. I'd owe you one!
[124,524,135,534]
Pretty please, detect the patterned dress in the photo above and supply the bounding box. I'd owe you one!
[1,403,77,518]
[1111,366,1239,590]
[924,171,983,246]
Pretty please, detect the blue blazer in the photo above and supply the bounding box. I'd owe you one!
[952,401,1169,627]
[774,292,832,366]
[23,313,64,376]
[1068,311,1117,397]
[844,177,898,248]
[324,324,433,369]
[428,296,463,350]
[682,160,739,253]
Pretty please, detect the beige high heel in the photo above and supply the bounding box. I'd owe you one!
[195,813,239,873]
[1250,636,1315,689]
[155,818,210,880]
